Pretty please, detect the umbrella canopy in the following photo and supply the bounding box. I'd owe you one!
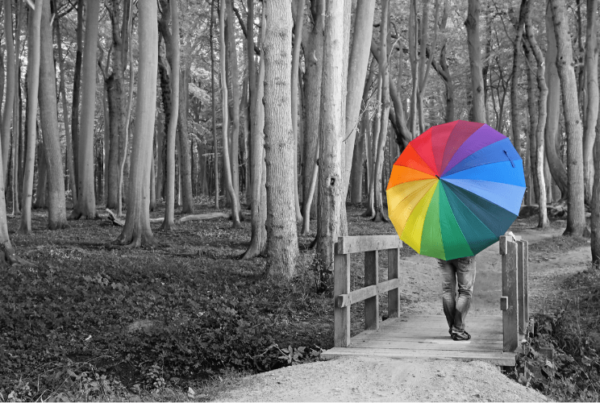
[386,120,526,261]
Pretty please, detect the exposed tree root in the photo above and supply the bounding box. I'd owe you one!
[372,211,389,222]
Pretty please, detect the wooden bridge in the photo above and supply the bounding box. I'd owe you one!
[321,233,529,366]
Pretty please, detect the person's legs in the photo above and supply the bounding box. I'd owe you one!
[452,256,476,333]
[438,259,457,332]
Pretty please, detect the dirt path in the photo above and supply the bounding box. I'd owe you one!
[216,225,591,401]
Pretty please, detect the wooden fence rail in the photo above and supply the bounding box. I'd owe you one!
[499,233,529,353]
[333,235,403,347]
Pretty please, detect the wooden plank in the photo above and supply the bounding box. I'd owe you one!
[348,339,503,352]
[336,279,401,308]
[518,240,529,335]
[364,251,379,330]
[387,248,400,319]
[502,241,519,352]
[334,253,351,347]
[499,235,508,255]
[321,347,516,366]
[336,235,403,255]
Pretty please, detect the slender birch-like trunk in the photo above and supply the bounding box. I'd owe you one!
[19,0,43,234]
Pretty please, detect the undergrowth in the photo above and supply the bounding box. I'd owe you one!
[506,268,600,401]
[0,205,400,401]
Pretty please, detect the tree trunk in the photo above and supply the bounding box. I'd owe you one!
[350,126,365,205]
[20,0,43,234]
[510,0,529,155]
[302,1,325,220]
[291,0,305,224]
[38,0,67,229]
[118,0,134,217]
[34,142,47,209]
[178,67,194,213]
[584,0,598,204]
[210,0,219,209]
[55,15,76,209]
[465,0,486,124]
[75,0,100,219]
[545,2,569,198]
[160,0,180,230]
[550,0,587,237]
[526,20,549,228]
[226,0,241,208]
[219,0,241,227]
[525,42,538,205]
[243,16,267,259]
[316,0,344,285]
[408,0,418,135]
[263,0,299,277]
[116,0,158,247]
[373,0,391,223]
[2,0,16,185]
[105,0,126,210]
[341,0,376,208]
[365,80,382,218]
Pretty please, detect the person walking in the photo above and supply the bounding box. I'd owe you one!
[439,256,476,341]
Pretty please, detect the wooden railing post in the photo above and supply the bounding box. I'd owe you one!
[364,251,379,330]
[517,240,529,335]
[334,248,351,347]
[333,235,402,348]
[500,235,519,352]
[387,248,400,319]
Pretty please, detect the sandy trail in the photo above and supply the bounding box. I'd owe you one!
[216,226,590,401]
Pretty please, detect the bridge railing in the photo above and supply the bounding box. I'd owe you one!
[333,235,403,347]
[499,233,529,353]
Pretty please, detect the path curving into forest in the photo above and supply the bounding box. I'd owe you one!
[215,224,591,401]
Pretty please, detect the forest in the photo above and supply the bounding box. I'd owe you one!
[0,0,599,401]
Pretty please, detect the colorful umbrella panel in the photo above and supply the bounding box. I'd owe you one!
[386,120,526,261]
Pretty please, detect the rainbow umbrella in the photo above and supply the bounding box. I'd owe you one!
[386,120,525,261]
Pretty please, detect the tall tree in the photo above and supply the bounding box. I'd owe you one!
[116,0,158,247]
[74,0,101,219]
[544,2,568,197]
[301,0,325,222]
[291,0,305,224]
[20,0,44,234]
[465,0,486,123]
[583,0,598,203]
[263,0,299,277]
[510,0,529,155]
[243,14,267,260]
[526,20,549,228]
[2,0,16,184]
[317,0,344,281]
[373,0,391,222]
[226,0,241,210]
[218,0,241,226]
[178,66,194,214]
[38,0,67,229]
[55,13,77,208]
[105,0,130,209]
[160,0,181,230]
[210,0,219,209]
[550,0,587,236]
[341,0,376,209]
[432,0,455,122]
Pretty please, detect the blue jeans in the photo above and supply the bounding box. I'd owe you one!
[438,257,476,333]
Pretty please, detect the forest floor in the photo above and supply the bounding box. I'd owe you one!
[0,200,597,401]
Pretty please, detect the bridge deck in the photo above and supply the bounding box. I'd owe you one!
[321,314,515,366]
